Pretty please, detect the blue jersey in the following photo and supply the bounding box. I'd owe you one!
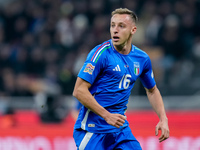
[74,39,156,133]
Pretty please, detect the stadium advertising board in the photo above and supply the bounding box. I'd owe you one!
[0,110,199,150]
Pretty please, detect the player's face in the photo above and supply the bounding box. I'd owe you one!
[110,14,136,46]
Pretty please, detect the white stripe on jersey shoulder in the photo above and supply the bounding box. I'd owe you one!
[81,109,90,130]
[79,131,94,150]
[92,43,110,62]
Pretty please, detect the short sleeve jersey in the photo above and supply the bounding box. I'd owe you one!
[74,39,156,133]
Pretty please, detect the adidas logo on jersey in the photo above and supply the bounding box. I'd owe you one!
[113,65,121,71]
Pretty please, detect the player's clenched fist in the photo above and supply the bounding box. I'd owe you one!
[104,113,126,128]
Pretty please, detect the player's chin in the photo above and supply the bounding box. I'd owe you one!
[112,40,121,46]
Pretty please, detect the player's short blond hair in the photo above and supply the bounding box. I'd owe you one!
[111,8,138,23]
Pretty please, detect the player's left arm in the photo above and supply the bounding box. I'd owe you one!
[145,85,170,142]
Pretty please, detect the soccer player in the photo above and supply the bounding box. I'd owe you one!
[73,8,169,150]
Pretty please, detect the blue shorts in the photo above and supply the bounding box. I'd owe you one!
[73,126,142,150]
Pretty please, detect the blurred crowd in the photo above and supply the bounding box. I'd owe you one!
[0,0,199,97]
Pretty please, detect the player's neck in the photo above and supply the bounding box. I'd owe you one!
[114,40,132,55]
[114,45,131,55]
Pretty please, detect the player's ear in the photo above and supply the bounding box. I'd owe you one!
[131,26,137,35]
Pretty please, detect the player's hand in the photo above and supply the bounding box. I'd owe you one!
[104,113,126,128]
[155,119,169,142]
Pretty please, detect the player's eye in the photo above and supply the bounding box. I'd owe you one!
[111,24,115,28]
[119,24,124,28]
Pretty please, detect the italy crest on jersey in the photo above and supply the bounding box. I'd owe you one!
[134,62,140,75]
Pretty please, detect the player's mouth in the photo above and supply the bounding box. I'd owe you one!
[113,36,120,42]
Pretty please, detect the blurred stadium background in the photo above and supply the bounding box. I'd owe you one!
[0,0,199,149]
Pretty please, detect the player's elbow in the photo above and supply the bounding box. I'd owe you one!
[72,87,82,99]
[72,88,78,98]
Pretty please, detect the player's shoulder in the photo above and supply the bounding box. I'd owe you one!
[93,40,112,52]
[88,40,112,63]
[132,45,149,59]
[91,40,111,54]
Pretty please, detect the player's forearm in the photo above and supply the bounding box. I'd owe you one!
[73,87,110,119]
[146,86,167,121]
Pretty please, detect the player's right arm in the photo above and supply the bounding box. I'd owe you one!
[73,77,126,128]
